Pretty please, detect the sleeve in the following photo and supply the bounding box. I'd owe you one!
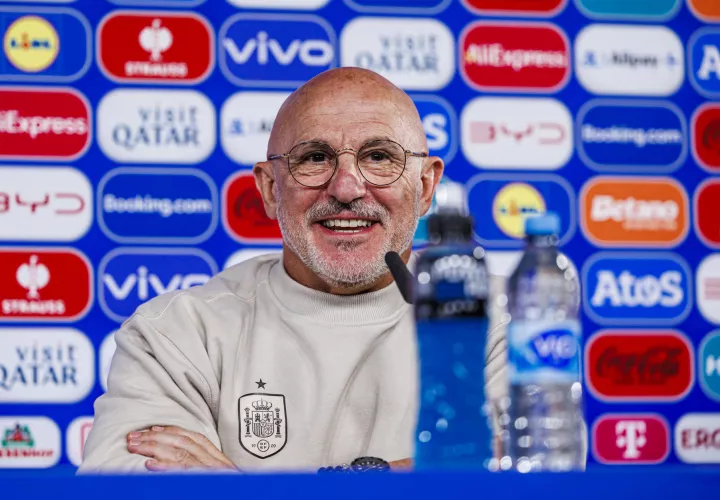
[77,312,221,474]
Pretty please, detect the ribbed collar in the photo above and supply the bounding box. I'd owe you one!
[268,255,414,325]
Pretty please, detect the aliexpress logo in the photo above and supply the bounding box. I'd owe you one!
[580,176,689,247]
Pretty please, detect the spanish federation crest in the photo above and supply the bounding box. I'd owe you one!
[238,393,287,459]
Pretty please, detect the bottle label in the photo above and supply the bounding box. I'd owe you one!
[508,319,582,384]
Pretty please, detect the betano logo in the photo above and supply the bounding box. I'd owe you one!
[688,0,720,22]
[3,15,58,73]
[575,24,684,96]
[580,176,689,247]
[460,21,570,93]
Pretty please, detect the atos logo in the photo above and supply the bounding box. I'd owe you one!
[344,0,450,13]
[578,100,686,173]
[700,331,720,402]
[413,95,457,164]
[98,248,217,323]
[467,173,575,249]
[219,14,336,88]
[583,253,692,326]
[460,22,570,93]
[592,414,670,465]
[98,167,218,245]
[575,0,681,20]
[0,8,90,82]
[223,172,282,244]
[690,29,720,99]
[585,330,694,402]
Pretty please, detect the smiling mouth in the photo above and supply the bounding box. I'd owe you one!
[317,219,379,233]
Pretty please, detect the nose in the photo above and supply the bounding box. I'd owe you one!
[325,149,367,204]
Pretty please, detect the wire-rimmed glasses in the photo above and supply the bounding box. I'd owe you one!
[268,139,428,188]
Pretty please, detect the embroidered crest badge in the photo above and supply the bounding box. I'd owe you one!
[238,392,287,459]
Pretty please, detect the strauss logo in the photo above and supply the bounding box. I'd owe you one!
[139,19,173,62]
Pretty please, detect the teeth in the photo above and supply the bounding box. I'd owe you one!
[321,219,374,229]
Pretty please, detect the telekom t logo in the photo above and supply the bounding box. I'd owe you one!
[615,421,647,459]
[593,414,669,464]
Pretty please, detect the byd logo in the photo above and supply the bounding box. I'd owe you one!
[219,14,336,87]
[460,21,570,93]
[0,87,91,161]
[592,414,670,465]
[585,330,694,402]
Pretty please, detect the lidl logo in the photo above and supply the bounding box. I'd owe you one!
[582,252,691,326]
[98,248,217,323]
[222,172,282,243]
[460,21,570,93]
[585,330,694,402]
[97,11,214,85]
[97,167,218,245]
[0,8,90,82]
[688,0,720,22]
[690,29,720,99]
[462,96,573,170]
[574,0,680,19]
[580,176,689,248]
[699,331,720,402]
[577,100,687,173]
[414,95,457,164]
[575,25,684,96]
[344,0,450,13]
[692,104,720,172]
[220,14,336,88]
[467,173,574,248]
[695,179,720,248]
[462,0,567,16]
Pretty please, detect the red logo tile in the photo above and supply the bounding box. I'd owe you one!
[462,0,567,16]
[98,11,214,84]
[695,179,720,248]
[0,248,92,321]
[692,104,720,172]
[592,414,670,465]
[223,172,282,243]
[460,21,570,92]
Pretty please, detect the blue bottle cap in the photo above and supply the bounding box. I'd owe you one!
[525,212,560,236]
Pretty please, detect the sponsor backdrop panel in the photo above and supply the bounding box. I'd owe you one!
[0,0,716,471]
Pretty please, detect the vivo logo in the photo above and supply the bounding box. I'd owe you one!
[583,253,691,325]
[98,248,217,323]
[219,14,336,88]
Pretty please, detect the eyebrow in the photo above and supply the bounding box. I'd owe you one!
[296,135,397,147]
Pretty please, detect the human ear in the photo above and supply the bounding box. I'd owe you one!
[253,161,278,220]
[419,156,444,217]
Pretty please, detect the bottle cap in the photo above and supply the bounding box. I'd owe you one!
[525,212,560,236]
[434,181,469,216]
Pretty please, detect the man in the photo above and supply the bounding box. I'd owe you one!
[79,67,511,474]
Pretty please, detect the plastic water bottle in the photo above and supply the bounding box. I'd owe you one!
[505,212,584,472]
[413,182,493,470]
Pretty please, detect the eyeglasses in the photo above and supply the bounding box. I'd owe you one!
[268,139,428,188]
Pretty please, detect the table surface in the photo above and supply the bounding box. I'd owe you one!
[1,466,720,499]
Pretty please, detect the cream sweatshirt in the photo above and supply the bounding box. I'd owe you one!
[78,253,584,473]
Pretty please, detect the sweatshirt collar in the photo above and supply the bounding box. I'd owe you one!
[268,255,413,325]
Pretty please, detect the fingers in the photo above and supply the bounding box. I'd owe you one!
[153,426,234,466]
[127,430,215,467]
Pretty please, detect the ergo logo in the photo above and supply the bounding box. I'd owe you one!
[219,13,336,88]
[0,87,91,161]
[675,413,720,464]
[580,176,689,247]
[592,414,670,465]
[585,330,694,402]
[460,21,570,93]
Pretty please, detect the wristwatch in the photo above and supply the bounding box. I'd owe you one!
[318,456,390,473]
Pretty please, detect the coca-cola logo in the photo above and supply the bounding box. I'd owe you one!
[586,330,693,402]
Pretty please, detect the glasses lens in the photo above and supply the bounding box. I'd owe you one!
[357,140,406,186]
[288,142,336,187]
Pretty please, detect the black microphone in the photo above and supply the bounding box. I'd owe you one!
[384,251,414,305]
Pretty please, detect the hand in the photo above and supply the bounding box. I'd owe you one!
[126,425,239,473]
[389,458,413,471]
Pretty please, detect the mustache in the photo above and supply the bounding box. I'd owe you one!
[305,198,390,224]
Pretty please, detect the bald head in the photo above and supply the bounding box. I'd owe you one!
[268,68,426,156]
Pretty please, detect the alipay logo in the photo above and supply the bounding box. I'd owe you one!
[413,95,457,164]
[700,331,720,402]
[97,168,218,245]
[583,252,691,325]
[690,29,720,98]
[98,248,217,323]
[219,14,336,88]
[577,100,687,173]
